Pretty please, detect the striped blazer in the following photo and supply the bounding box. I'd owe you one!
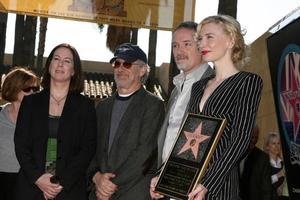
[188,71,263,200]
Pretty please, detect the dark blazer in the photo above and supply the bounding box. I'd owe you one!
[240,147,273,200]
[189,71,263,200]
[14,89,97,200]
[88,87,165,200]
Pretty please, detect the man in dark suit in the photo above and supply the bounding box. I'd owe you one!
[88,43,165,200]
[239,125,273,200]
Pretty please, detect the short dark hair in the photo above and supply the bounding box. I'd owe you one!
[174,21,198,32]
[41,43,83,93]
[1,67,39,102]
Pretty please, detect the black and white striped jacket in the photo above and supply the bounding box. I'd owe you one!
[188,71,263,200]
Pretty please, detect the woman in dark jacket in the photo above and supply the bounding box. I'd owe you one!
[0,67,40,200]
[14,43,97,200]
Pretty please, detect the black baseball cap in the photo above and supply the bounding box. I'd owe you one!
[109,43,147,64]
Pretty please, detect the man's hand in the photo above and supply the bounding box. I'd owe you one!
[93,172,117,200]
[35,173,63,199]
[188,184,208,200]
[150,176,164,199]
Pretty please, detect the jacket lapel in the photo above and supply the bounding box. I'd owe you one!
[37,90,50,139]
[57,93,78,140]
[100,95,115,171]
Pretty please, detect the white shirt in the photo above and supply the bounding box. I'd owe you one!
[270,157,282,183]
[162,64,209,162]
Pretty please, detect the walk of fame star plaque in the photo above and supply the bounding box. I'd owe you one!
[155,113,226,200]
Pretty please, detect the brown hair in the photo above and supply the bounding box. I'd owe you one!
[1,67,39,102]
[196,15,247,64]
[41,43,83,93]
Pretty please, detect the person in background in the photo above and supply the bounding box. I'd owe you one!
[88,43,165,200]
[150,21,214,199]
[14,43,97,200]
[187,15,263,200]
[0,67,40,200]
[239,125,273,200]
[264,132,286,200]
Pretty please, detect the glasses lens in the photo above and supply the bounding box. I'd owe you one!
[22,86,39,93]
[31,87,39,92]
[112,61,133,69]
[123,62,132,69]
[22,87,31,92]
[113,61,121,68]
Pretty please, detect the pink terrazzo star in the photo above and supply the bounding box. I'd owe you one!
[177,122,210,159]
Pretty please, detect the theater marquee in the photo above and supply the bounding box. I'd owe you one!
[0,0,195,30]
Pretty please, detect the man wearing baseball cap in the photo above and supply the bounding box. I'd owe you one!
[88,43,165,200]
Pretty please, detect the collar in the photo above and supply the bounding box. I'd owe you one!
[270,157,282,167]
[116,88,140,101]
[173,63,210,90]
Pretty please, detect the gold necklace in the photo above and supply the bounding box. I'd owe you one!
[50,93,67,106]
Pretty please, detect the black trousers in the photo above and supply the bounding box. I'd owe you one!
[0,171,18,200]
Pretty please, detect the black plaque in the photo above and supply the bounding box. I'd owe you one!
[155,113,226,200]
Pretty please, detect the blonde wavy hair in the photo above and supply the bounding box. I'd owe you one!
[263,132,282,159]
[195,15,248,65]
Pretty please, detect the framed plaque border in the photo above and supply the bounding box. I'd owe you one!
[155,113,227,200]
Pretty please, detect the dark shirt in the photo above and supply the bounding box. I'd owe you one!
[240,147,273,200]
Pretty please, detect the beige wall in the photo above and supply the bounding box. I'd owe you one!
[155,63,170,94]
[244,32,279,148]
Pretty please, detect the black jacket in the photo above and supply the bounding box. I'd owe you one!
[14,89,97,200]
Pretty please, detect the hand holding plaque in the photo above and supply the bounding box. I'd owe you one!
[155,113,226,200]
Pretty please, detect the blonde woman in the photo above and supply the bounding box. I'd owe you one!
[188,15,263,200]
[264,132,285,199]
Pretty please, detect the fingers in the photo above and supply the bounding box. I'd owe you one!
[96,190,110,200]
[149,176,164,199]
[150,176,158,187]
[188,184,208,200]
[98,185,113,197]
[93,172,117,198]
[44,191,55,199]
[97,178,117,194]
[102,180,117,192]
[150,190,164,199]
[102,173,117,190]
[96,185,115,197]
[52,184,63,194]
[36,173,63,199]
[104,173,116,179]
[43,184,63,199]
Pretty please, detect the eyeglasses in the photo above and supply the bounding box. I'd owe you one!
[112,61,140,69]
[22,86,40,93]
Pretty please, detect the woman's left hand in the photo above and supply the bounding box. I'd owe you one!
[188,184,208,200]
